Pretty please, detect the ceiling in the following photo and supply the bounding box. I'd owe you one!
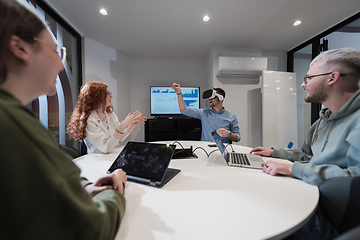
[44,0,360,58]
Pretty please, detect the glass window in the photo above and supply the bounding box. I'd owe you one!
[21,0,82,149]
[288,12,360,145]
[293,45,312,145]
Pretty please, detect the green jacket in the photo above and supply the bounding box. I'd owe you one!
[0,88,125,240]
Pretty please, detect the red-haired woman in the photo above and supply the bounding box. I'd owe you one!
[67,81,146,154]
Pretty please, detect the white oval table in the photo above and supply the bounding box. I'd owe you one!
[74,141,319,240]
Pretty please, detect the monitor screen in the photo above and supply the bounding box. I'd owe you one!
[107,141,176,182]
[150,86,200,115]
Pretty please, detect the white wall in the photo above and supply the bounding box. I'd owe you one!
[129,57,207,142]
[84,38,131,145]
[48,0,360,149]
[84,39,287,145]
[326,32,360,50]
[207,47,287,148]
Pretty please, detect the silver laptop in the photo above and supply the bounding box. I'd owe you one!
[211,130,264,169]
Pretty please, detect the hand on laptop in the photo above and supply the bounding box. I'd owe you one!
[85,169,127,197]
[249,147,274,157]
[261,161,292,176]
[111,169,127,194]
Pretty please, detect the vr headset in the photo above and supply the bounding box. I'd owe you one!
[202,89,224,101]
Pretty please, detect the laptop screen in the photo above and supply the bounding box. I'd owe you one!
[211,130,228,159]
[107,142,176,182]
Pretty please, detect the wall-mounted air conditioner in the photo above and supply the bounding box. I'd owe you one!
[215,56,267,77]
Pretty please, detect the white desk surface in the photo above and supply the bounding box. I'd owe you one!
[74,141,319,240]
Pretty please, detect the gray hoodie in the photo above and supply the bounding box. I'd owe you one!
[272,88,360,186]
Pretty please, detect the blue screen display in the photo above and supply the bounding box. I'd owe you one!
[150,86,200,115]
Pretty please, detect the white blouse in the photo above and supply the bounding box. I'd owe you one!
[84,110,130,154]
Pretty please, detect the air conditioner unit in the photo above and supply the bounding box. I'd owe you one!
[215,56,267,77]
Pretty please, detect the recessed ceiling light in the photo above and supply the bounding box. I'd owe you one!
[100,9,108,15]
[294,20,301,26]
[203,16,210,22]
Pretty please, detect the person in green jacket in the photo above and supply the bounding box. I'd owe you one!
[250,48,360,186]
[0,0,127,239]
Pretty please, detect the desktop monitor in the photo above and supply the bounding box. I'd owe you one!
[150,86,200,116]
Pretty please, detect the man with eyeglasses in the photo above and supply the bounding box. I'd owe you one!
[250,48,360,239]
[251,47,360,185]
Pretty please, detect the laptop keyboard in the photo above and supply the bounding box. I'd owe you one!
[229,153,251,166]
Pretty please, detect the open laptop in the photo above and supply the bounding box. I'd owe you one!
[107,141,181,188]
[210,130,264,169]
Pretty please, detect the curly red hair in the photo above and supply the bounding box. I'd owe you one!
[67,82,113,142]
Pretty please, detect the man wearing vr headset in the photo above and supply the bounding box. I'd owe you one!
[172,83,240,143]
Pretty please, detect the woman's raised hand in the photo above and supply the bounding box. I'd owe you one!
[122,110,147,128]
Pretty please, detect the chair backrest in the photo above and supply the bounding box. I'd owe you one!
[318,176,360,234]
[59,145,80,159]
[80,141,87,156]
[334,225,360,240]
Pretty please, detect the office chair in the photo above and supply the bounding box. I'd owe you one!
[318,176,360,234]
[334,225,360,240]
[79,141,87,156]
[59,144,80,159]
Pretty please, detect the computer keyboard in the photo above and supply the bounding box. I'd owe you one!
[229,152,251,166]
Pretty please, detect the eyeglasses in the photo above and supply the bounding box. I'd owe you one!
[33,37,67,64]
[107,91,113,97]
[303,72,346,85]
